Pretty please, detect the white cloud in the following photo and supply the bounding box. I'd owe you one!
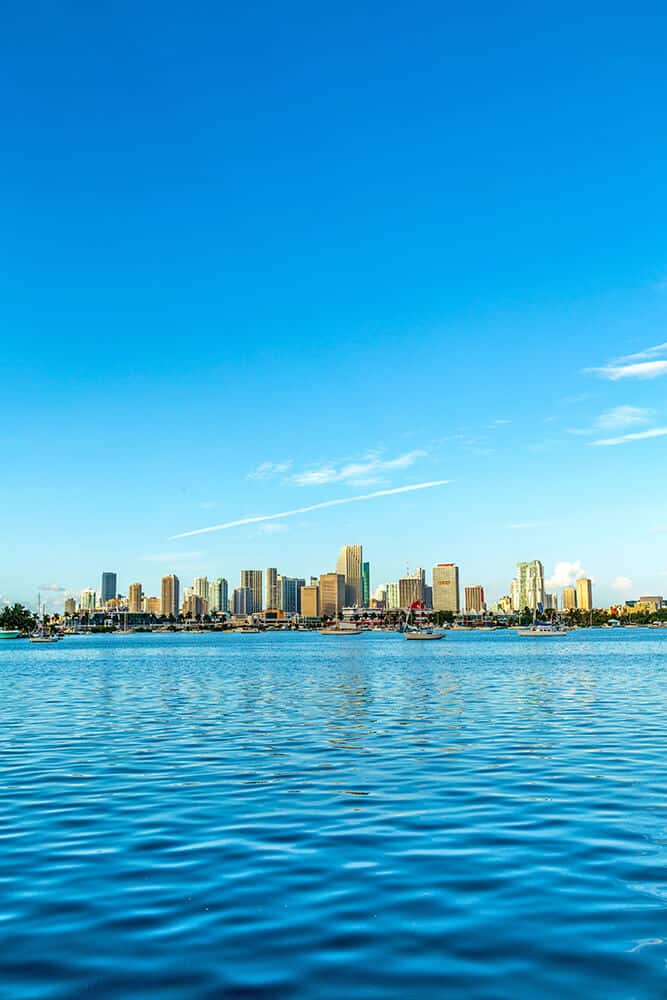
[289,449,426,487]
[591,427,667,447]
[596,405,653,430]
[591,360,667,380]
[170,480,450,539]
[617,341,667,363]
[546,561,585,589]
[612,576,633,592]
[140,550,205,562]
[247,460,293,481]
[38,583,67,592]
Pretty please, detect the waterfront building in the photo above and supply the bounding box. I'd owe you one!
[208,578,228,613]
[385,582,400,610]
[432,563,460,613]
[362,562,370,607]
[576,577,593,612]
[514,560,545,611]
[194,577,209,602]
[64,597,76,616]
[562,586,577,611]
[374,585,387,605]
[319,572,346,617]
[510,578,520,611]
[278,576,305,614]
[143,596,161,615]
[128,583,142,613]
[232,586,252,616]
[182,594,206,618]
[240,570,263,613]
[161,575,180,617]
[497,595,513,614]
[465,585,485,613]
[545,592,558,611]
[266,568,279,610]
[101,572,117,604]
[399,569,425,608]
[79,589,97,612]
[336,544,363,606]
[300,584,320,617]
[639,595,664,612]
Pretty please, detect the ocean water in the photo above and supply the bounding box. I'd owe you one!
[1,629,666,998]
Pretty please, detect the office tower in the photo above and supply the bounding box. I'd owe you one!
[336,544,363,606]
[64,597,76,616]
[194,577,209,601]
[362,562,370,607]
[423,584,433,609]
[374,585,387,604]
[576,577,593,612]
[266,568,279,610]
[432,563,460,613]
[309,576,319,587]
[128,583,142,613]
[232,586,252,616]
[300,584,320,617]
[143,596,161,615]
[240,570,263,613]
[278,576,305,614]
[640,595,664,611]
[319,573,346,617]
[385,582,400,610]
[101,572,117,604]
[562,586,577,611]
[79,589,97,612]
[183,594,206,618]
[498,595,513,614]
[161,574,180,617]
[399,569,425,608]
[465,585,485,613]
[208,578,228,614]
[515,560,545,610]
[510,578,521,611]
[545,592,558,611]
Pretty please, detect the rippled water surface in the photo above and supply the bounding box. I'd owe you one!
[1,630,667,998]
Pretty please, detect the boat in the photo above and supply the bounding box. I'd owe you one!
[29,594,62,643]
[318,626,363,635]
[517,623,568,637]
[0,629,21,640]
[404,629,445,641]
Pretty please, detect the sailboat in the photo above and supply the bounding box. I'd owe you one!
[30,595,61,644]
[517,600,568,637]
[403,601,445,640]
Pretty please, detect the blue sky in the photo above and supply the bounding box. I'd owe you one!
[1,1,666,610]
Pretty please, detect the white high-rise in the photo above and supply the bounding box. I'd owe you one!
[513,560,545,610]
[336,544,363,606]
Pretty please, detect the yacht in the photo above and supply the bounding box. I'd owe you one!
[0,629,21,640]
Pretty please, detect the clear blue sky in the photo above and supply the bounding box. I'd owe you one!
[2,1,666,610]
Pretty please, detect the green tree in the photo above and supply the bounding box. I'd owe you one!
[0,603,37,634]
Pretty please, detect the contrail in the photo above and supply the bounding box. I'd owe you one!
[169,480,450,539]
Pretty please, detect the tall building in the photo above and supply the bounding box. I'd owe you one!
[194,577,209,601]
[362,562,370,607]
[143,596,161,615]
[232,586,252,616]
[576,577,593,612]
[101,572,117,604]
[465,585,485,613]
[79,589,97,612]
[182,594,205,618]
[300,584,320,617]
[545,592,558,611]
[128,582,143,613]
[266,568,279,610]
[278,576,305,614]
[240,570,263,613]
[161,574,180,617]
[336,544,363,606]
[319,572,346,617]
[432,563,460,613]
[562,586,577,611]
[208,578,228,613]
[399,569,425,608]
[510,578,521,611]
[514,560,545,611]
[385,582,400,610]
[64,597,76,616]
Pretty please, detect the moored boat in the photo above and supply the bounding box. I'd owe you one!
[0,629,21,640]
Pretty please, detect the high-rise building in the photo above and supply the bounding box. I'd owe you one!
[182,594,205,618]
[79,589,97,612]
[545,592,558,611]
[510,578,521,611]
[240,570,263,613]
[101,572,117,604]
[193,577,209,602]
[432,563,460,613]
[362,562,370,607]
[336,544,363,606]
[128,582,143,613]
[278,576,305,614]
[497,595,513,614]
[399,569,425,608]
[562,586,577,611]
[266,568,280,610]
[232,586,252,616]
[514,560,545,611]
[161,575,180,617]
[465,585,485,613]
[300,585,320,617]
[143,596,161,615]
[208,578,228,613]
[576,577,593,612]
[319,573,346,617]
[64,597,76,616]
[385,582,400,610]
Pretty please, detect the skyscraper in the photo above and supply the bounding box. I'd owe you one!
[266,568,279,610]
[399,569,425,608]
[336,544,363,606]
[385,582,400,610]
[319,573,345,617]
[208,578,228,613]
[101,572,117,604]
[362,562,370,607]
[514,560,545,611]
[240,570,263,613]
[128,582,142,613]
[278,576,305,614]
[562,586,577,610]
[194,577,209,602]
[300,584,320,617]
[79,589,97,612]
[232,586,252,616]
[576,577,593,612]
[161,575,180,617]
[432,564,460,613]
[465,585,485,613]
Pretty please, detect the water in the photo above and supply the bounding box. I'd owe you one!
[1,630,666,998]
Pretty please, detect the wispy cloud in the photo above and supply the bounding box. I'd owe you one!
[612,575,633,592]
[591,427,667,447]
[289,449,426,487]
[546,561,586,589]
[38,582,67,592]
[247,460,293,481]
[170,480,450,539]
[617,341,667,363]
[591,360,667,380]
[596,405,654,430]
[141,550,205,562]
